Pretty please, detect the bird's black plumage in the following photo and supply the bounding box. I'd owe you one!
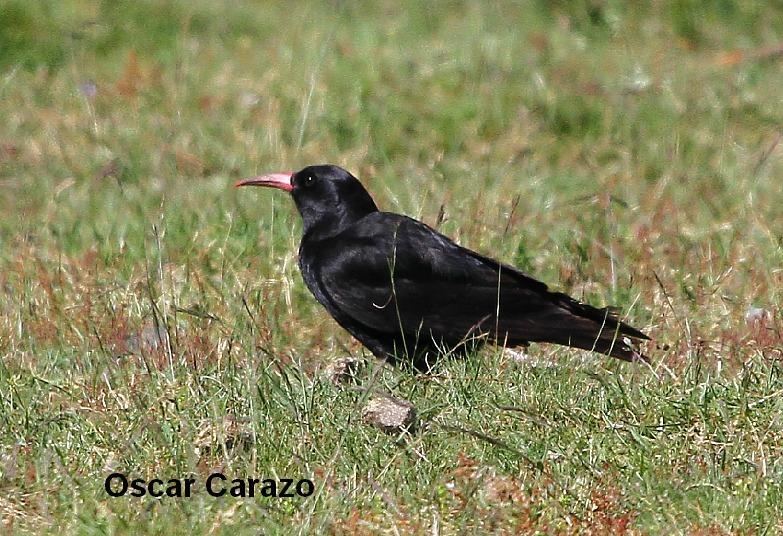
[237,164,649,369]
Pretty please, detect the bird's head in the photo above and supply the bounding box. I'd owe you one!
[236,164,378,239]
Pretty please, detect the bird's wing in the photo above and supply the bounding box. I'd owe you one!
[315,213,647,360]
[316,216,566,335]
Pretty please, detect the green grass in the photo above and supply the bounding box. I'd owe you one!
[1,0,782,533]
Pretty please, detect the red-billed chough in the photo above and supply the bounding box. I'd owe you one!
[237,165,649,369]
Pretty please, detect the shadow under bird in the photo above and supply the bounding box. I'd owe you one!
[237,165,649,370]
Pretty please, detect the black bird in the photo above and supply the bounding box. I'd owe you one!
[237,165,649,369]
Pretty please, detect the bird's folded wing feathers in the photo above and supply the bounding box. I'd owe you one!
[317,215,571,342]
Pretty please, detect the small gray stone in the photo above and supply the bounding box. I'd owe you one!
[502,347,555,368]
[323,357,366,385]
[746,306,770,326]
[361,395,417,434]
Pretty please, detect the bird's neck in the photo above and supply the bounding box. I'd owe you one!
[301,210,368,242]
[299,193,379,241]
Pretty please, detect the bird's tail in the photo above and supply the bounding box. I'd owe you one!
[558,329,649,363]
[554,294,649,362]
[521,293,650,363]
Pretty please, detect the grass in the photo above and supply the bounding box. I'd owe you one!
[1,0,782,533]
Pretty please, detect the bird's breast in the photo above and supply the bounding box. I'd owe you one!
[297,250,318,292]
[297,247,334,311]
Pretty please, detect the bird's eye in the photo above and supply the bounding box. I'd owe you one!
[304,175,314,186]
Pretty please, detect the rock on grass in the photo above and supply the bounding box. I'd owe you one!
[323,356,366,385]
[361,394,417,434]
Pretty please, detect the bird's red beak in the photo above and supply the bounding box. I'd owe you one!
[235,172,294,192]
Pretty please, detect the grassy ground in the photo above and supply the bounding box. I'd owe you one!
[1,0,782,533]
